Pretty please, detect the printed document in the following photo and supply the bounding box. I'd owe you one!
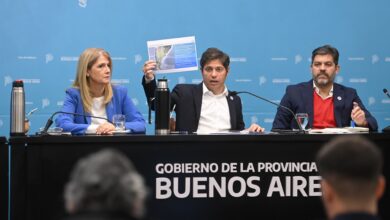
[147,36,198,74]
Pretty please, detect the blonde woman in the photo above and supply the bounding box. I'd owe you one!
[56,48,145,135]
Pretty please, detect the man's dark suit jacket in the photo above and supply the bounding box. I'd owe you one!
[142,78,245,133]
[272,80,378,131]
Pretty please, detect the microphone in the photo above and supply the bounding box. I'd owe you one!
[230,91,304,134]
[382,89,390,133]
[41,111,112,134]
[383,88,390,99]
[148,97,155,124]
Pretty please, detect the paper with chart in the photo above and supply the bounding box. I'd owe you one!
[147,36,198,74]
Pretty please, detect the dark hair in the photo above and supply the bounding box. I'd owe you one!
[316,136,383,199]
[64,149,148,218]
[200,47,230,70]
[311,45,339,65]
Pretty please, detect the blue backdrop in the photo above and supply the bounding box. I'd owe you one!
[1,0,390,136]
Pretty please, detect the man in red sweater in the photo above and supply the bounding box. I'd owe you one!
[272,45,378,131]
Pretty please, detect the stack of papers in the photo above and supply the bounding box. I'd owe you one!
[308,127,369,134]
[47,131,72,136]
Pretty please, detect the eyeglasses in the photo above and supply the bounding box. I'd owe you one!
[203,66,226,73]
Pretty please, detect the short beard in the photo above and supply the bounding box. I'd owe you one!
[314,73,332,88]
[315,78,329,87]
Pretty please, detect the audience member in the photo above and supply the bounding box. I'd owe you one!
[316,136,385,220]
[63,149,148,220]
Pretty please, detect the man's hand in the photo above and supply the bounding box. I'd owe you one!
[351,102,368,127]
[247,123,265,133]
[143,60,156,81]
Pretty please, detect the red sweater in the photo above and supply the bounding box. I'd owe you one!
[312,90,336,129]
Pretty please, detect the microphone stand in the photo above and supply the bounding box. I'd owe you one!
[148,97,155,124]
[40,111,112,135]
[382,88,390,133]
[232,91,305,134]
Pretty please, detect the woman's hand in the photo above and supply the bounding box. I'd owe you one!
[96,122,116,135]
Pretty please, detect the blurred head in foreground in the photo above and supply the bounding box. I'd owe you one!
[316,135,385,219]
[64,149,148,219]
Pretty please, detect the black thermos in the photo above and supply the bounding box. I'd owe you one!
[155,79,170,135]
[10,80,26,136]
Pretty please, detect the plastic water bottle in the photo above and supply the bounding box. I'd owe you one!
[10,80,26,136]
[155,79,170,135]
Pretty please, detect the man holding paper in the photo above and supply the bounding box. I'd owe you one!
[142,47,264,134]
[272,45,378,131]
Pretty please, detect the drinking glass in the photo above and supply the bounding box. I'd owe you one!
[112,114,126,131]
[295,113,309,130]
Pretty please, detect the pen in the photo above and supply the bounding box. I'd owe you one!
[351,102,358,128]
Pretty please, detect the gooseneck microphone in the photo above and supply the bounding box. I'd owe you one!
[41,111,112,134]
[230,91,304,133]
[383,88,390,99]
[382,88,390,133]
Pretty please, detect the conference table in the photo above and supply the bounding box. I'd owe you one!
[8,133,390,220]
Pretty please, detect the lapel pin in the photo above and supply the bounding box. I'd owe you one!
[337,96,342,101]
[230,96,234,101]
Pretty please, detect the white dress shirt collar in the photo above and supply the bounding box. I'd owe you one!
[202,83,229,97]
[313,81,334,100]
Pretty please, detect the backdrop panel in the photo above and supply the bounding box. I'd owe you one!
[1,0,390,136]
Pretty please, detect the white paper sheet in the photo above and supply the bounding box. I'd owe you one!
[308,127,369,134]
